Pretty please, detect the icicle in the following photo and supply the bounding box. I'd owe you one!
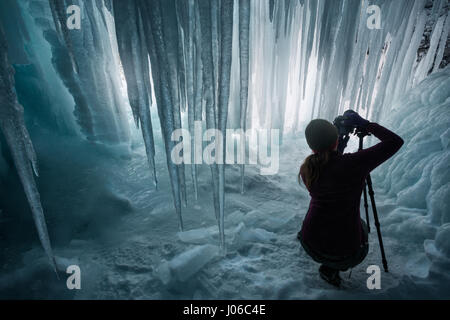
[186,0,199,200]
[104,0,113,14]
[176,0,188,113]
[140,0,183,231]
[113,0,157,187]
[392,4,427,102]
[113,0,141,126]
[199,0,220,220]
[194,1,204,125]
[0,25,58,276]
[211,0,221,126]
[414,14,446,85]
[239,0,250,194]
[217,0,234,250]
[433,11,450,73]
[137,7,158,188]
[48,0,78,74]
[160,0,188,207]
[269,0,275,23]
[303,0,317,99]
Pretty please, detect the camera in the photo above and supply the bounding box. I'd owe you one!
[333,115,354,136]
[333,114,369,137]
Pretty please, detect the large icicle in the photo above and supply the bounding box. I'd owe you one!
[113,0,157,187]
[160,0,188,207]
[239,0,250,194]
[186,0,199,200]
[140,0,183,230]
[0,25,58,276]
[217,0,234,250]
[199,0,220,220]
[194,2,204,126]
[176,0,188,113]
[211,0,220,121]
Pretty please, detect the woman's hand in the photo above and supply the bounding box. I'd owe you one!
[343,110,370,129]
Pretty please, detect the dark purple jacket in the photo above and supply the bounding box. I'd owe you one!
[300,123,404,257]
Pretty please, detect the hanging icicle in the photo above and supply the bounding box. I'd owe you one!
[239,0,251,194]
[0,24,58,276]
[113,0,157,187]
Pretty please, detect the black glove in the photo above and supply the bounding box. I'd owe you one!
[342,110,370,129]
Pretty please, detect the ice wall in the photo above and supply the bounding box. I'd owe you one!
[374,66,450,283]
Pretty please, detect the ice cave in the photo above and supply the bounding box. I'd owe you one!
[0,0,449,299]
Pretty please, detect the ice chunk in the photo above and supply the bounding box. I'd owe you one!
[235,227,277,244]
[178,221,246,245]
[225,210,246,225]
[155,260,172,285]
[177,226,218,244]
[168,245,219,282]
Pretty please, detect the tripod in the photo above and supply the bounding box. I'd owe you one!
[357,131,389,272]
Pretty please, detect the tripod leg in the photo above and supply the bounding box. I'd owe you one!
[359,136,371,233]
[366,174,388,272]
[363,183,370,233]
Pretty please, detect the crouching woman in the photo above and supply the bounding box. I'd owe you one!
[298,110,403,287]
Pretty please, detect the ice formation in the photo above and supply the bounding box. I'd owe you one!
[0,0,449,296]
[0,23,57,275]
[374,66,450,287]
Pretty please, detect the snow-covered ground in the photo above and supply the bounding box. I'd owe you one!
[1,67,449,300]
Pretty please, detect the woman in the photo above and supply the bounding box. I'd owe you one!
[298,110,403,287]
